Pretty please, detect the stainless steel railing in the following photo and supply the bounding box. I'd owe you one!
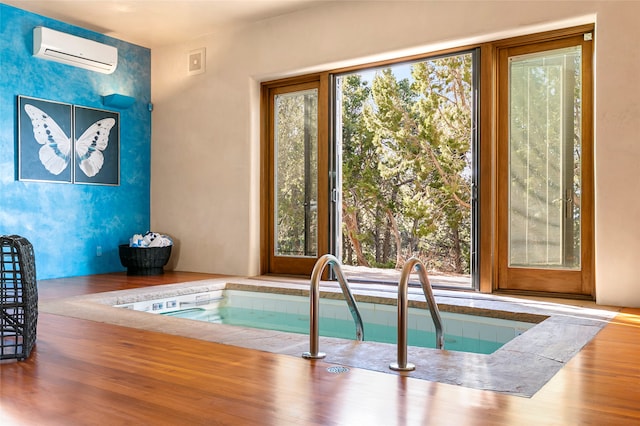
[390,257,444,371]
[302,254,364,359]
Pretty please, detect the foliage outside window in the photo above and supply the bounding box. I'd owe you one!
[338,53,473,274]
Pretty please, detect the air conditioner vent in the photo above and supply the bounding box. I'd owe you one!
[33,27,118,74]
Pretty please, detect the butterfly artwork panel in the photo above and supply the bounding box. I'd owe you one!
[73,106,119,186]
[18,96,73,183]
[17,96,120,186]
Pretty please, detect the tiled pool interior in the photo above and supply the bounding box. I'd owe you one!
[115,289,534,354]
[39,277,617,397]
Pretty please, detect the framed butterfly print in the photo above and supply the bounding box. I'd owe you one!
[17,96,120,185]
[73,106,119,185]
[18,96,73,183]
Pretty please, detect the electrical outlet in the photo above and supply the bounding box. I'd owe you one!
[96,245,102,256]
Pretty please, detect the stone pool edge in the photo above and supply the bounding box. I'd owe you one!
[38,277,616,398]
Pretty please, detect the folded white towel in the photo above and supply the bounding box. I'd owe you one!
[129,231,173,247]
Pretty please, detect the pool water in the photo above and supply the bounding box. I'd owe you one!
[117,289,534,354]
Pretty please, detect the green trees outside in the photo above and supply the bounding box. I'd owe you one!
[340,53,473,274]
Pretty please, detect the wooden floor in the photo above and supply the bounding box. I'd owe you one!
[2,272,640,425]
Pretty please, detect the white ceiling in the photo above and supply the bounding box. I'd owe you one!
[3,0,325,48]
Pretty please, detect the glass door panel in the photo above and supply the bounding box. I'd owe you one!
[274,89,318,258]
[508,47,581,270]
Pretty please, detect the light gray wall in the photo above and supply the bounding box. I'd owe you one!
[151,1,640,307]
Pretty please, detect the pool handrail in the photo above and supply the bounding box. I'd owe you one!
[302,254,364,359]
[390,257,444,371]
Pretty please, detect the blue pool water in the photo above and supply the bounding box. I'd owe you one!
[117,289,534,354]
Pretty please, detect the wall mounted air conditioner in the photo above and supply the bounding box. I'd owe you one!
[33,26,118,74]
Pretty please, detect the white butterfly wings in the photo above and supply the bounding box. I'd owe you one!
[24,104,71,175]
[75,118,116,177]
[24,104,115,178]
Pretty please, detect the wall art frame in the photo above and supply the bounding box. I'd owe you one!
[73,105,120,186]
[17,95,120,185]
[18,95,73,183]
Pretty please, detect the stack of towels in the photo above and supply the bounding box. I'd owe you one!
[129,231,173,248]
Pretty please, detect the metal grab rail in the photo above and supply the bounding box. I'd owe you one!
[302,254,364,359]
[390,257,444,371]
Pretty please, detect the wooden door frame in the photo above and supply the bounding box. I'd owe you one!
[492,26,595,297]
[260,73,330,276]
[259,26,594,297]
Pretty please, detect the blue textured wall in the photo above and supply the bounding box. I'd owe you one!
[0,4,151,279]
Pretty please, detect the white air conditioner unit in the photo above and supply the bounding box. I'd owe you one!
[33,27,118,74]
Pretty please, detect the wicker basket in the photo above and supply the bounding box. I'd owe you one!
[118,244,172,276]
[1,235,38,361]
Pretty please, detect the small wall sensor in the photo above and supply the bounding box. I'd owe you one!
[188,47,206,75]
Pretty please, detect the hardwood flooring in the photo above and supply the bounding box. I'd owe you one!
[2,272,640,425]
